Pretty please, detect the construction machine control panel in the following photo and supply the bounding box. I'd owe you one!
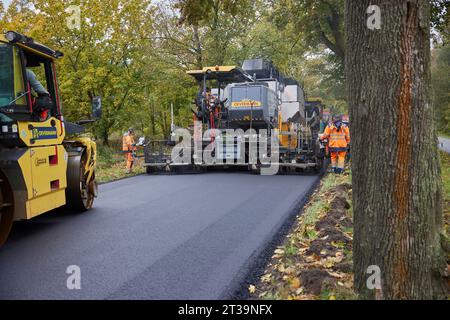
[0,121,20,146]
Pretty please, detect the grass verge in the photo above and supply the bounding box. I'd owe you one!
[96,144,145,184]
[250,171,355,300]
[250,153,449,300]
[440,151,450,237]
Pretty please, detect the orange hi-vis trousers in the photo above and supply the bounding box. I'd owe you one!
[125,152,134,170]
[330,151,346,169]
[123,133,136,171]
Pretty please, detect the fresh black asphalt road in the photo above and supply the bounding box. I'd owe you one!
[0,173,318,299]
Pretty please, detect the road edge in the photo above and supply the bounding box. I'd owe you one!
[221,173,323,300]
[98,172,145,185]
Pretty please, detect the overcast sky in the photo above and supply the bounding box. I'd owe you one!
[2,0,12,8]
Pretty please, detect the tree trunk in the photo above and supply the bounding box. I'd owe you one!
[320,1,346,62]
[101,124,109,146]
[345,0,448,299]
[151,101,156,138]
[146,88,156,138]
[160,110,169,139]
[193,25,203,69]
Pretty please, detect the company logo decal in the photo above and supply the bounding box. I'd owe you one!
[231,100,262,108]
[31,127,58,140]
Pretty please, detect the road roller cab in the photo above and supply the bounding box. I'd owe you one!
[0,31,99,246]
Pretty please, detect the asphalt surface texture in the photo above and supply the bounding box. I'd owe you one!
[0,172,318,299]
[439,136,450,154]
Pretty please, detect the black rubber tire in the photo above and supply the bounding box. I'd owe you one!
[0,208,13,247]
[315,157,330,174]
[66,154,95,211]
[0,173,14,246]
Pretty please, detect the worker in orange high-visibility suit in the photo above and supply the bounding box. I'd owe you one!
[122,128,137,173]
[321,115,350,174]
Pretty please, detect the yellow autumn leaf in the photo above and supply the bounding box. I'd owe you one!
[248,285,256,294]
[295,287,304,295]
[259,291,267,298]
[261,274,272,283]
[290,277,301,289]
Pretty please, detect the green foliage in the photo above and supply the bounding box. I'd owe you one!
[284,244,298,256]
[1,0,446,147]
[321,173,338,191]
[440,151,450,202]
[271,0,345,61]
[260,291,280,300]
[303,200,325,226]
[431,0,449,42]
[175,0,255,27]
[97,144,119,168]
[96,143,145,183]
[0,0,197,143]
[431,45,450,135]
[169,0,261,66]
[268,0,346,109]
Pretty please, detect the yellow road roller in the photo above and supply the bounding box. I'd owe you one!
[0,31,99,246]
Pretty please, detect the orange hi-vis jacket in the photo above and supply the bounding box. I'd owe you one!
[122,134,136,153]
[321,124,350,152]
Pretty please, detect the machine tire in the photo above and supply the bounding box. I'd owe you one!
[66,154,96,211]
[0,173,14,246]
[314,158,323,174]
[314,157,329,174]
[146,166,155,174]
[249,164,260,175]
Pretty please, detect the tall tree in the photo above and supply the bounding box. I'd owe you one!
[346,0,448,299]
[430,0,449,44]
[173,0,259,66]
[0,0,155,144]
[269,0,347,108]
[271,0,345,63]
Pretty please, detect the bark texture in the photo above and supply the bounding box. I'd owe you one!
[345,0,448,299]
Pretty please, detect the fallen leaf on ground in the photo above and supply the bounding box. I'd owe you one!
[274,248,285,255]
[261,274,272,283]
[290,277,301,289]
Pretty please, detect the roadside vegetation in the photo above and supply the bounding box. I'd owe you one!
[432,44,450,137]
[250,157,450,300]
[96,144,145,184]
[250,171,355,300]
[440,151,450,237]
